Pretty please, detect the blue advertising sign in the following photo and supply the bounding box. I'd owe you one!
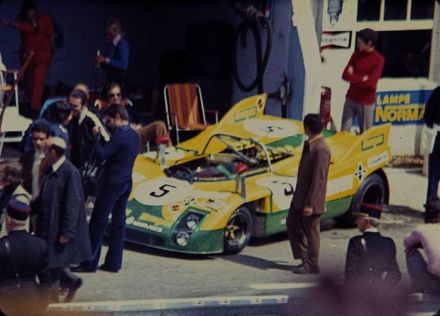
[374,90,432,125]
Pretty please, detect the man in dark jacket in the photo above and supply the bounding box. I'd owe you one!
[74,105,140,273]
[68,89,109,170]
[35,137,91,302]
[0,199,50,316]
[287,114,331,274]
[21,122,51,200]
[345,203,401,289]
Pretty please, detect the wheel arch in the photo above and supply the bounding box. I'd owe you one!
[373,168,390,204]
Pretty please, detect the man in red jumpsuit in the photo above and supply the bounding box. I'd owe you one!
[2,1,54,116]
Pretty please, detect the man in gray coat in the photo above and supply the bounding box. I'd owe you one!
[35,137,91,302]
[287,114,331,274]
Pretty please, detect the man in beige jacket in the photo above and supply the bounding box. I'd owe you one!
[287,114,331,274]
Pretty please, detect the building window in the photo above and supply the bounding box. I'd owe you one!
[411,0,435,19]
[377,30,432,77]
[357,0,381,21]
[384,0,407,20]
[357,0,435,21]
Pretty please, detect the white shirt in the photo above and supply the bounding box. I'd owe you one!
[112,34,122,46]
[364,227,379,233]
[427,124,440,154]
[52,156,66,173]
[31,150,45,199]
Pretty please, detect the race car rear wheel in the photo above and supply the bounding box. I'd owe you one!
[338,172,388,226]
[224,207,253,254]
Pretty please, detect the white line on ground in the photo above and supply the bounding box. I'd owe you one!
[249,282,317,290]
[48,295,289,312]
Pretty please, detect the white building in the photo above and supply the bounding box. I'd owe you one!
[299,0,438,156]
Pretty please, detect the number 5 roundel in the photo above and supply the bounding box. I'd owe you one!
[133,177,192,206]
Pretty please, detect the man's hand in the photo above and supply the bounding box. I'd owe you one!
[303,206,313,217]
[96,55,108,64]
[405,242,423,256]
[405,246,417,256]
[92,126,101,135]
[58,235,70,244]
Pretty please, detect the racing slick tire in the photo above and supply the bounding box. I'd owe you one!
[224,207,253,254]
[338,172,387,226]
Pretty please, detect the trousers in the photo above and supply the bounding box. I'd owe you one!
[406,250,440,293]
[88,181,132,271]
[341,98,375,133]
[286,209,321,268]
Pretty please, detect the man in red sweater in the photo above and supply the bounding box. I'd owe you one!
[341,28,384,133]
[2,1,54,116]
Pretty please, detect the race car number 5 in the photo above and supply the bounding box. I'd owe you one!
[150,184,177,198]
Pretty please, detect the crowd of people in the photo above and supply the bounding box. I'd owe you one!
[0,1,174,311]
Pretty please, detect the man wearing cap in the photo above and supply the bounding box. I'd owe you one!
[0,199,50,316]
[404,208,440,294]
[35,137,91,302]
[345,203,401,289]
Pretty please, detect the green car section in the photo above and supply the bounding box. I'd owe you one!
[125,199,225,254]
[255,195,353,238]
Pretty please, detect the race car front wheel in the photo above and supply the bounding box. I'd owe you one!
[224,207,253,254]
[338,172,388,226]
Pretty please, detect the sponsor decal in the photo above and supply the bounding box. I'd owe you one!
[234,105,258,122]
[354,163,367,182]
[374,90,432,125]
[326,175,353,196]
[126,216,164,233]
[361,134,384,151]
[244,119,299,138]
[256,176,297,210]
[321,31,351,49]
[368,152,389,168]
[139,212,170,227]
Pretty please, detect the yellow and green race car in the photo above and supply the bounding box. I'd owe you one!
[126,94,391,254]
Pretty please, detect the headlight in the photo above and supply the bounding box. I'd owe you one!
[186,213,200,230]
[176,231,190,246]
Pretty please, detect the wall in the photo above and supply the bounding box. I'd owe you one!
[0,0,154,88]
[232,0,305,119]
[0,0,306,118]
[319,0,437,156]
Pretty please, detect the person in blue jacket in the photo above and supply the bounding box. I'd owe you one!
[73,104,140,273]
[96,18,129,92]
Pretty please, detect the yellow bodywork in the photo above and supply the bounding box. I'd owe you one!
[129,94,391,232]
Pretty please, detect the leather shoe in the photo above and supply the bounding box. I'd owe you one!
[99,264,119,273]
[64,278,82,302]
[292,263,320,274]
